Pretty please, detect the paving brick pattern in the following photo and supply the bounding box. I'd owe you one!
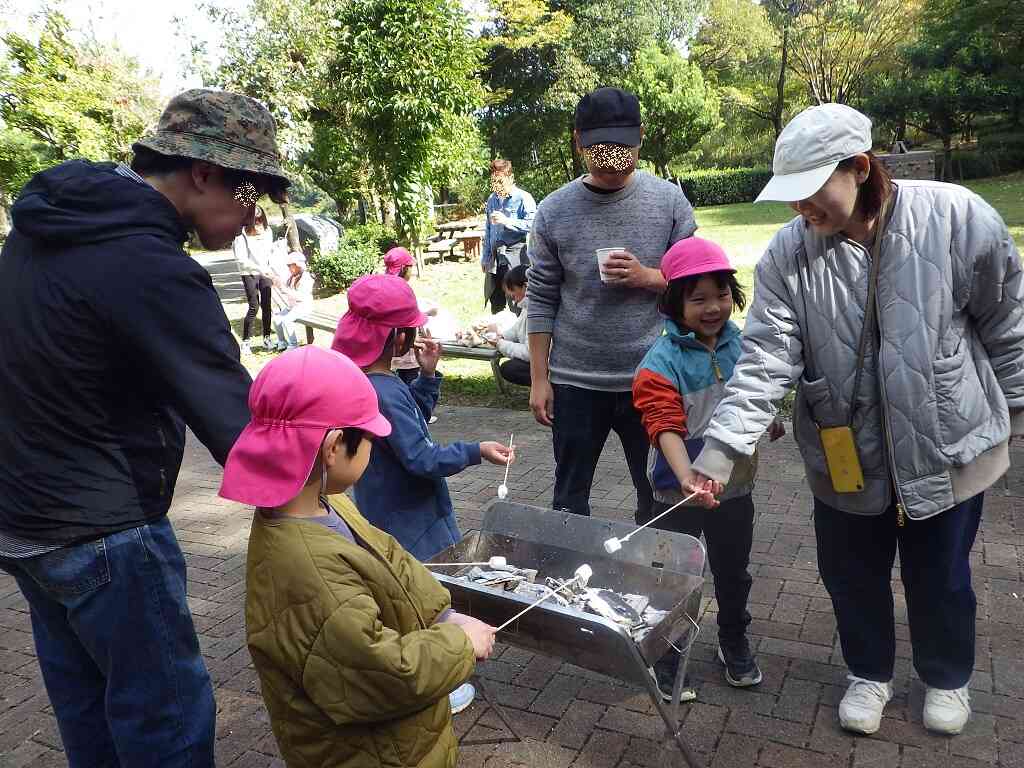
[2,407,1023,767]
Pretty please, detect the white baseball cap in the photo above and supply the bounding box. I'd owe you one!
[755,104,873,203]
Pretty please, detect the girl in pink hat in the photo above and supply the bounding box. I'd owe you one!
[632,237,784,702]
[220,346,496,767]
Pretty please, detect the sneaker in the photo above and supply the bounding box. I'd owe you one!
[717,638,763,687]
[428,415,438,424]
[275,340,288,352]
[649,651,696,703]
[838,675,893,735]
[263,335,274,350]
[240,340,251,355]
[923,685,970,735]
[449,682,475,715]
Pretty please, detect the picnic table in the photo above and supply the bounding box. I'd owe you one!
[294,308,510,394]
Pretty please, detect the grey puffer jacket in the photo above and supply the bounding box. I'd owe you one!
[693,180,1024,519]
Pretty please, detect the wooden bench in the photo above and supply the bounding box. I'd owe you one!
[294,309,509,394]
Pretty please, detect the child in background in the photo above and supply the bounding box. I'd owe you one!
[219,346,496,766]
[233,204,275,353]
[270,251,314,351]
[484,264,531,386]
[385,246,427,384]
[633,237,784,701]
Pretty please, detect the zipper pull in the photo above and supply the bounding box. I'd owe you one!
[896,503,906,527]
[711,352,723,381]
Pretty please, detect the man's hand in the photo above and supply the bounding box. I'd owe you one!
[490,211,508,226]
[443,613,497,659]
[682,472,724,509]
[768,418,786,442]
[530,380,554,427]
[601,251,661,291]
[480,441,514,466]
[414,336,441,376]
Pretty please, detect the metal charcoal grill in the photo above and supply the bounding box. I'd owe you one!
[428,502,707,768]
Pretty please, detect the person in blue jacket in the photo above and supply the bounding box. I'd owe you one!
[330,274,514,560]
[331,274,514,714]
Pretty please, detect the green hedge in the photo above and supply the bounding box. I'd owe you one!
[308,221,398,294]
[673,167,773,207]
[942,132,1024,181]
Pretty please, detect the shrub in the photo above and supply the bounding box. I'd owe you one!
[673,167,773,207]
[308,221,398,294]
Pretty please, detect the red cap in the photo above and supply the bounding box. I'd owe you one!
[660,237,735,282]
[331,274,428,367]
[219,346,391,508]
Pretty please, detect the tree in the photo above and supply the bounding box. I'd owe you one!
[623,44,718,176]
[787,0,922,105]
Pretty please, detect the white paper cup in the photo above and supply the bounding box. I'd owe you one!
[596,248,624,283]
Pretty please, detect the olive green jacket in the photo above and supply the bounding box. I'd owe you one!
[245,495,475,768]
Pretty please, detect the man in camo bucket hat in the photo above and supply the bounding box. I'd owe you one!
[0,89,288,766]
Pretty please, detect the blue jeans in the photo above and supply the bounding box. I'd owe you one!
[551,384,655,519]
[814,493,983,690]
[0,518,215,767]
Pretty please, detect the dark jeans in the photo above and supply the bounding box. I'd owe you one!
[486,259,510,314]
[0,518,216,767]
[640,494,754,644]
[551,384,654,520]
[814,492,983,689]
[241,273,272,339]
[499,358,531,386]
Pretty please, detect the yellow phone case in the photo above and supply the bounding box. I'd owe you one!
[819,426,865,493]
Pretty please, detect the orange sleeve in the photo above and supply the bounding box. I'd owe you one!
[632,369,688,445]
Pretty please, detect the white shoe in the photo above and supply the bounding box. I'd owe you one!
[923,685,970,734]
[428,415,438,424]
[263,335,274,350]
[839,675,892,734]
[448,682,475,714]
[240,340,251,355]
[276,340,288,351]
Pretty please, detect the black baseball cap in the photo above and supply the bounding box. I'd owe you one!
[574,87,642,148]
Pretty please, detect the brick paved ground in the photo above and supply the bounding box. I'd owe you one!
[2,405,1022,767]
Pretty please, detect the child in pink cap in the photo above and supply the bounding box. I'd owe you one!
[331,275,513,558]
[220,346,496,767]
[632,237,784,701]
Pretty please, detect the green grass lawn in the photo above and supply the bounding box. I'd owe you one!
[268,171,1024,409]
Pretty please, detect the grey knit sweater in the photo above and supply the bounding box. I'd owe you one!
[526,172,697,391]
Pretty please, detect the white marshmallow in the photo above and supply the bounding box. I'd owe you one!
[603,537,622,554]
[497,484,508,499]
[488,556,507,569]
[575,564,593,586]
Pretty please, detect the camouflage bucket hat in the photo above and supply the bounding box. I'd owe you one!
[133,89,290,190]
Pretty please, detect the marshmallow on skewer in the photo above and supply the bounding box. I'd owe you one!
[497,484,508,499]
[497,432,514,499]
[574,563,593,586]
[602,490,702,555]
[603,537,622,554]
[496,563,593,632]
[425,556,508,569]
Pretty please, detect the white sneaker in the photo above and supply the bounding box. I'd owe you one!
[262,335,274,350]
[448,682,475,714]
[839,675,893,734]
[240,340,251,355]
[923,685,970,734]
[275,340,288,352]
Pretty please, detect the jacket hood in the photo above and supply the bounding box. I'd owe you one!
[664,317,740,350]
[10,160,188,245]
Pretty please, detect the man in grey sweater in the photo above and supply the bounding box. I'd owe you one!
[526,87,697,520]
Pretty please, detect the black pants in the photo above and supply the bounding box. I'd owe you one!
[814,492,983,689]
[241,274,272,339]
[499,358,530,386]
[640,494,754,644]
[551,384,654,520]
[486,260,510,314]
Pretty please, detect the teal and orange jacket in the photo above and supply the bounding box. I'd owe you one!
[632,317,756,504]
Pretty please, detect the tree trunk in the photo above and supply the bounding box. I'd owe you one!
[569,124,583,178]
[279,202,302,253]
[773,21,791,143]
[941,136,953,182]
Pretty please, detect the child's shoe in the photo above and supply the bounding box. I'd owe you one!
[449,682,475,714]
[718,637,762,687]
[263,335,274,350]
[649,650,696,702]
[240,339,251,355]
[276,340,288,352]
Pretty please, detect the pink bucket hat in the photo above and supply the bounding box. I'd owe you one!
[383,247,415,275]
[219,346,391,508]
[331,274,428,367]
[660,237,735,282]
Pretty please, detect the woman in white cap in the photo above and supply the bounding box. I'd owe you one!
[687,103,1024,736]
